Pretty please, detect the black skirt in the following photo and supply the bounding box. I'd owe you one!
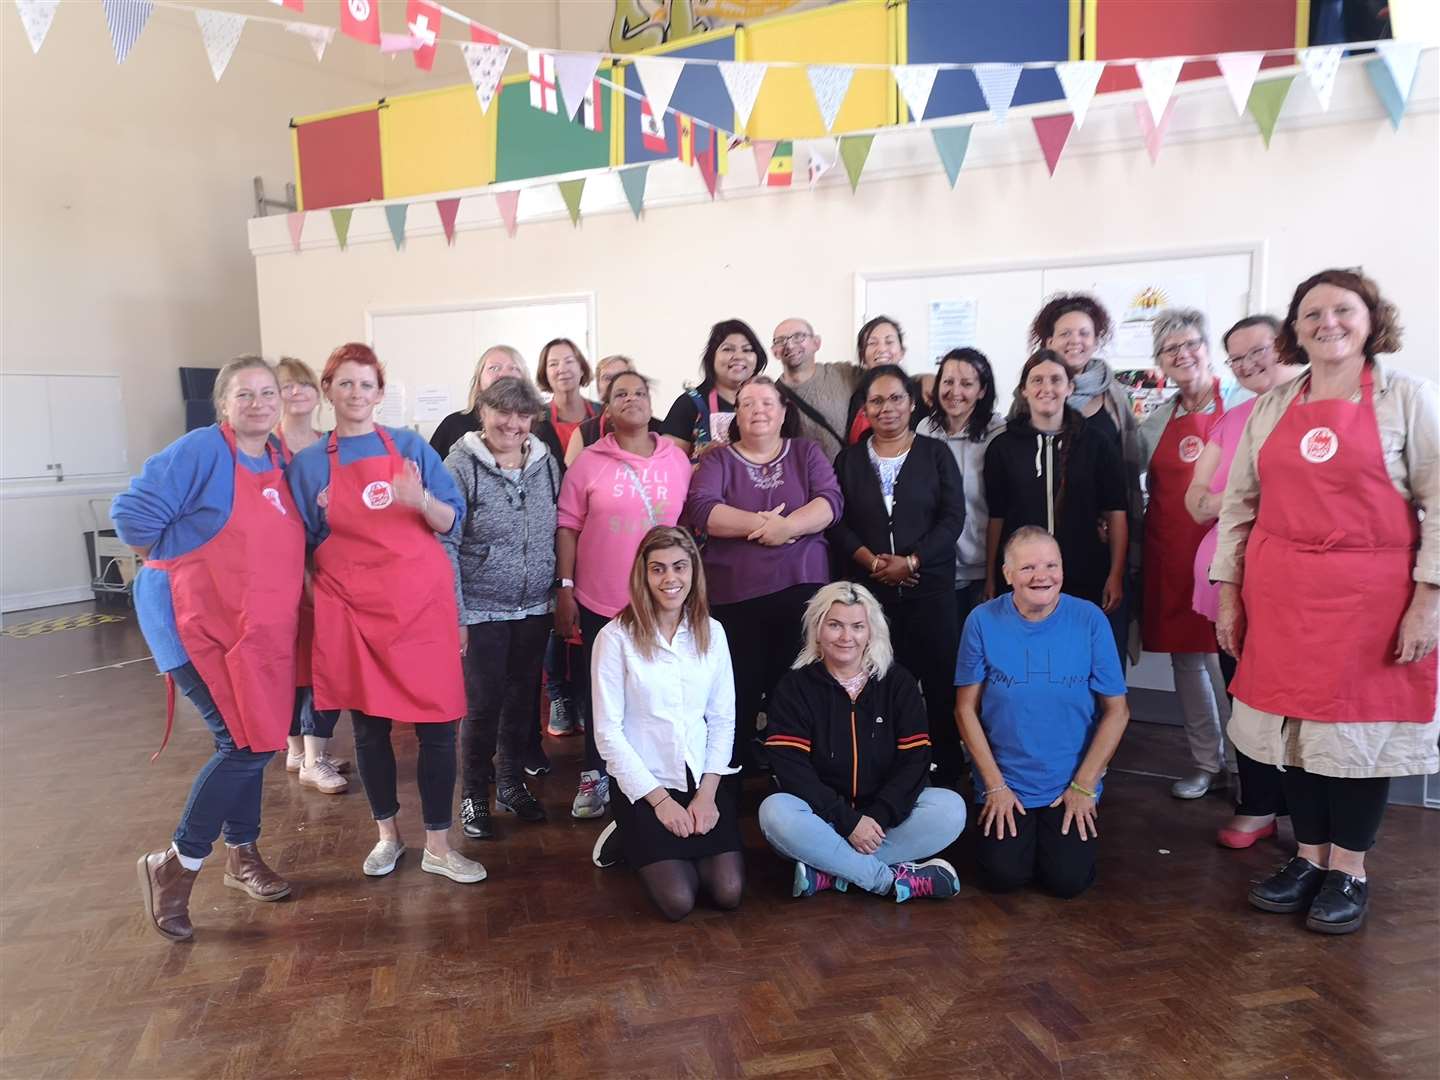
[611,772,742,868]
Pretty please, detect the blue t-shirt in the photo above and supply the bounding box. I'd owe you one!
[955,594,1127,808]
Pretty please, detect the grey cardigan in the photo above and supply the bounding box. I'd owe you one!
[443,432,561,624]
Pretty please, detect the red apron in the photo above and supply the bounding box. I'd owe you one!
[147,425,303,754]
[276,436,315,687]
[1230,370,1437,722]
[310,426,464,723]
[1143,379,1226,653]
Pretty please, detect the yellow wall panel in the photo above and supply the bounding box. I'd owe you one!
[742,0,891,139]
[379,85,497,200]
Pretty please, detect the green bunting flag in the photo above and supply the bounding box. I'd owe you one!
[330,208,353,250]
[558,178,585,226]
[839,134,874,193]
[1247,76,1294,149]
[619,166,649,220]
[384,204,408,250]
[931,126,972,189]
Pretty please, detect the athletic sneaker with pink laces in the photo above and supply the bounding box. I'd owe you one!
[891,859,960,903]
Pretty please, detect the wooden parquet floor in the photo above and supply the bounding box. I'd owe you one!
[2,608,1437,1079]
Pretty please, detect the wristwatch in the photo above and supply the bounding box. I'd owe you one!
[553,577,575,589]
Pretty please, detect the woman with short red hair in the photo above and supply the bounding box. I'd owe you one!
[288,343,483,885]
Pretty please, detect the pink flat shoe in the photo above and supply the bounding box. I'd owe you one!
[1217,820,1277,849]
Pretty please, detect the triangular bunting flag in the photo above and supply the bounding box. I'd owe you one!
[286,212,306,253]
[495,190,520,237]
[271,0,304,9]
[469,21,500,45]
[931,126,972,188]
[1054,61,1104,128]
[101,0,154,64]
[554,53,602,122]
[973,63,1022,123]
[802,138,837,186]
[1247,76,1294,148]
[807,65,854,132]
[1376,41,1423,105]
[1299,46,1342,110]
[384,204,408,250]
[892,64,939,122]
[462,42,510,113]
[1032,113,1074,176]
[331,208,353,250]
[697,130,721,199]
[380,32,421,54]
[1135,56,1184,126]
[751,140,777,184]
[1216,52,1264,117]
[287,22,334,61]
[195,9,245,83]
[620,166,648,220]
[558,179,585,226]
[839,134,874,193]
[718,61,767,130]
[1135,99,1176,164]
[1364,58,1409,130]
[634,57,684,125]
[436,198,460,245]
[16,0,60,55]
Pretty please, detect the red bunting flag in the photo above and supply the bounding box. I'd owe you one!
[272,0,304,10]
[470,22,500,45]
[436,198,460,245]
[405,0,440,71]
[339,0,379,45]
[1032,113,1075,176]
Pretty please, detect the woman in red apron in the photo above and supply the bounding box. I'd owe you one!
[287,343,484,886]
[1215,270,1439,934]
[112,357,303,941]
[1139,310,1238,801]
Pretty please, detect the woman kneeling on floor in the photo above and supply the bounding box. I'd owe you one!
[591,526,745,921]
[956,526,1130,899]
[759,582,966,902]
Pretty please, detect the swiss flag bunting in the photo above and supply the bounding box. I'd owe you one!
[339,0,379,46]
[405,0,441,71]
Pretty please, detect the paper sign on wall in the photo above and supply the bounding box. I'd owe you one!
[413,384,452,422]
[376,381,407,426]
[928,299,978,358]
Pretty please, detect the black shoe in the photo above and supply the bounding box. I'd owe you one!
[460,796,494,840]
[1305,870,1368,934]
[496,784,547,823]
[523,746,551,777]
[1249,856,1326,913]
[592,820,623,869]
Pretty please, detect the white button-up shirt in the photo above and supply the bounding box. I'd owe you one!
[591,617,738,802]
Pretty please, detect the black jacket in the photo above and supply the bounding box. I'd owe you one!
[430,409,566,472]
[765,661,932,836]
[829,433,965,604]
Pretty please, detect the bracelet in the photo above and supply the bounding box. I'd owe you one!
[421,488,431,513]
[652,794,673,809]
[871,556,882,574]
[983,783,1009,796]
[1069,780,1097,798]
[906,554,918,574]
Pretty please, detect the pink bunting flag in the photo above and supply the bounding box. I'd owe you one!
[750,140,777,185]
[286,211,306,253]
[1135,99,1177,164]
[436,198,460,245]
[495,190,520,238]
[379,32,420,54]
[1032,113,1074,176]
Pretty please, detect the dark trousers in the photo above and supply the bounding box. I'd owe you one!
[955,580,986,634]
[170,662,274,860]
[288,686,341,739]
[1281,768,1391,852]
[887,592,963,780]
[1217,650,1287,817]
[712,583,819,765]
[976,803,1097,899]
[461,615,550,797]
[577,603,614,773]
[351,712,458,831]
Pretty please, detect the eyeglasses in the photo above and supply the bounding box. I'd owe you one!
[866,392,910,409]
[771,332,811,349]
[1158,338,1205,360]
[1226,343,1274,368]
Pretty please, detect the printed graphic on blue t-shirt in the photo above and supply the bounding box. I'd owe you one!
[955,594,1126,808]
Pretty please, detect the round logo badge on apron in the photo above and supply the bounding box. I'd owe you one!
[262,487,287,515]
[362,480,394,509]
[1178,435,1204,463]
[1300,427,1339,464]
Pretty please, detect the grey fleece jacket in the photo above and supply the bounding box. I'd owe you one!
[442,431,561,624]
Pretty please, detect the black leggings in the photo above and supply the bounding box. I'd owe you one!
[352,713,458,831]
[886,593,962,780]
[638,853,745,922]
[576,603,614,773]
[1280,768,1391,852]
[460,615,549,796]
[975,803,1097,899]
[1217,650,1288,817]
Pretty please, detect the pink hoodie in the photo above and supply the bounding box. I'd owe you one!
[557,433,692,617]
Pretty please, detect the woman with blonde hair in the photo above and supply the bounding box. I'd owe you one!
[757,582,966,902]
[590,526,744,921]
[428,345,529,460]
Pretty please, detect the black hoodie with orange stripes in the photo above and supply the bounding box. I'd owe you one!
[764,660,933,837]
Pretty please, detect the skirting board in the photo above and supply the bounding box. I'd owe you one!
[1,586,96,615]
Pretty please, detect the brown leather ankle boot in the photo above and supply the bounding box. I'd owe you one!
[137,848,197,941]
[223,843,291,901]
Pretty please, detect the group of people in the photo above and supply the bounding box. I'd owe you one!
[114,266,1437,939]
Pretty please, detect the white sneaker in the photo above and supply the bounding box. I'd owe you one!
[285,751,305,773]
[421,848,487,884]
[299,758,348,794]
[571,770,611,819]
[362,839,406,877]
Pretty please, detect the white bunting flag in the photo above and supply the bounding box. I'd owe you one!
[892,63,939,121]
[195,9,245,82]
[802,138,837,186]
[1376,40,1423,103]
[1299,46,1343,110]
[1135,56,1184,126]
[718,61,767,129]
[973,63,1022,123]
[462,42,511,113]
[1216,52,1264,117]
[634,56,684,125]
[287,22,335,61]
[101,0,154,64]
[554,52,603,122]
[16,0,60,54]
[807,65,854,132]
[1054,60,1105,128]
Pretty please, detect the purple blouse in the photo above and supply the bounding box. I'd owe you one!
[684,438,844,604]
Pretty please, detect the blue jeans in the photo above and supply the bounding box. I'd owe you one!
[288,686,341,739]
[758,788,967,895]
[170,662,275,860]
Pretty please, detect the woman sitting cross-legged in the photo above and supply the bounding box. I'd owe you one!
[590,526,745,922]
[955,526,1130,899]
[758,582,966,902]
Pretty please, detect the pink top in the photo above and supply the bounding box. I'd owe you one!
[557,433,691,618]
[1193,397,1258,622]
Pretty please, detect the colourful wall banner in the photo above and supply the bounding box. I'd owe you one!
[379,85,498,200]
[495,74,611,183]
[294,105,384,210]
[620,31,736,167]
[607,0,807,54]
